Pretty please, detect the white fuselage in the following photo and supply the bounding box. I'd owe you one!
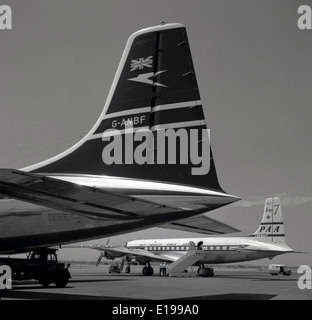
[126,237,293,264]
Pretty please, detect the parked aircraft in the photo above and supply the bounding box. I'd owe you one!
[74,198,294,276]
[0,22,239,256]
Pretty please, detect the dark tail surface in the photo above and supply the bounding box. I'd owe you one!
[24,23,224,192]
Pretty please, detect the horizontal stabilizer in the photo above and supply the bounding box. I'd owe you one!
[160,214,240,235]
[292,251,310,254]
[0,169,183,220]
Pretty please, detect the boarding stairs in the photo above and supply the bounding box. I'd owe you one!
[168,248,206,277]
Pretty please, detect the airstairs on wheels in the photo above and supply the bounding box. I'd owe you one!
[168,243,210,277]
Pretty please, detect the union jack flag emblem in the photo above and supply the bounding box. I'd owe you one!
[130,56,153,71]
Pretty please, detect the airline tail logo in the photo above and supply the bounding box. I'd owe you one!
[128,70,168,87]
[129,56,167,87]
[265,202,279,218]
[258,225,281,235]
[130,56,153,71]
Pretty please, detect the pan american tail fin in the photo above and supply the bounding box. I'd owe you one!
[23,23,226,192]
[251,197,287,243]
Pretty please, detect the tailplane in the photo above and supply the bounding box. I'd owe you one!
[252,197,287,243]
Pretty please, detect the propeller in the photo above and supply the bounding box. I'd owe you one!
[96,239,110,267]
[96,252,104,267]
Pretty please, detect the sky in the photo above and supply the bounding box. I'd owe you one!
[0,0,311,266]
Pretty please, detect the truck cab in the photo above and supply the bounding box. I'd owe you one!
[0,248,71,287]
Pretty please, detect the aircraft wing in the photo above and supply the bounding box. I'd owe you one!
[160,214,240,235]
[104,247,176,263]
[0,169,183,221]
[65,244,176,263]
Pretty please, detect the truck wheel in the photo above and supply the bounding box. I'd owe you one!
[39,276,52,287]
[54,274,69,288]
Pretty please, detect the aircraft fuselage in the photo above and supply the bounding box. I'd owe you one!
[126,237,293,264]
[0,175,237,254]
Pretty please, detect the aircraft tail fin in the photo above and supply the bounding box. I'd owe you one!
[251,197,287,243]
[22,23,229,194]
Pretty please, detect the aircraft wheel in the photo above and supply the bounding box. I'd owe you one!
[142,266,153,276]
[142,267,148,276]
[148,267,154,276]
[125,266,130,273]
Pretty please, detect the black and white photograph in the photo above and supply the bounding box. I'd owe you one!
[0,0,311,304]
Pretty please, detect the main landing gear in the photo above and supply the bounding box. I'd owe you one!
[125,256,131,273]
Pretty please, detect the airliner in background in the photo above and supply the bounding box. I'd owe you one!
[71,198,294,276]
[0,22,239,256]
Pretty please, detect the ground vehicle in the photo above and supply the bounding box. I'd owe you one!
[0,249,71,287]
[109,265,122,273]
[197,266,214,277]
[268,264,291,276]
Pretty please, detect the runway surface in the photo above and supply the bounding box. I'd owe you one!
[1,265,311,300]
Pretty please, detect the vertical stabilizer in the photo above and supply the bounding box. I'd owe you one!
[252,197,286,243]
[22,23,227,193]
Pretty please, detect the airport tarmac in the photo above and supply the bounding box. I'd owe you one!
[1,265,311,300]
